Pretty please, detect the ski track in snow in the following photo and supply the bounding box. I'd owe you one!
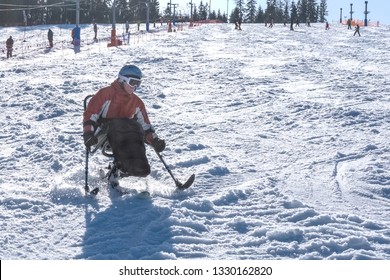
[1,23,390,260]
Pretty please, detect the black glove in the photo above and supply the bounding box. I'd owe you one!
[83,131,98,147]
[152,137,166,153]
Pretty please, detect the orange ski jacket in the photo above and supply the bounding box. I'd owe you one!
[83,79,156,142]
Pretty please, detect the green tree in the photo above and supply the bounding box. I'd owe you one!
[275,0,284,22]
[307,0,318,22]
[235,0,245,16]
[209,9,216,20]
[216,9,227,22]
[245,0,257,23]
[229,6,240,23]
[298,0,308,23]
[255,4,265,23]
[265,0,275,23]
[198,1,208,20]
[192,5,199,21]
[290,0,298,23]
[283,0,290,23]
[318,0,327,22]
[0,0,24,25]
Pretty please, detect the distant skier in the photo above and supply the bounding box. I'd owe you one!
[83,65,166,184]
[93,23,97,40]
[354,24,361,36]
[48,29,53,48]
[71,26,80,45]
[347,18,352,29]
[71,26,81,52]
[125,21,130,33]
[325,21,330,30]
[6,36,13,58]
[268,18,274,28]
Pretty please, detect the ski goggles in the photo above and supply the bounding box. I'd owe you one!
[120,75,142,88]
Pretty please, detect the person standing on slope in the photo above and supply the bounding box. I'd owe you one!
[48,29,54,48]
[83,65,165,182]
[354,24,361,37]
[347,18,352,29]
[125,21,130,33]
[93,22,98,40]
[6,36,13,58]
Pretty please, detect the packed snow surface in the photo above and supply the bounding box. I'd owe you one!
[1,22,390,260]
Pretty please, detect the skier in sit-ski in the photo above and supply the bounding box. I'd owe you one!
[83,65,166,187]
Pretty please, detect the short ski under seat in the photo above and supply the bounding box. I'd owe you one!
[106,118,150,177]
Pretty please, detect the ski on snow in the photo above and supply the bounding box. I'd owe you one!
[85,186,100,196]
[109,182,151,198]
[175,174,195,190]
[86,173,195,197]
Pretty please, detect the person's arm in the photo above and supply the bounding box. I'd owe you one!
[134,101,165,152]
[82,90,110,147]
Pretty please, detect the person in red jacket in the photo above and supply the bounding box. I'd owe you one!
[83,65,165,180]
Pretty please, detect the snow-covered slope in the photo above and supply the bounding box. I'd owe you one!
[1,22,390,260]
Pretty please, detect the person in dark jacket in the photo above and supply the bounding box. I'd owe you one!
[93,23,97,40]
[354,24,361,36]
[347,19,352,29]
[48,29,53,48]
[6,36,13,58]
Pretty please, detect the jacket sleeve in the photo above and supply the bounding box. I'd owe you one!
[133,101,157,144]
[83,90,110,133]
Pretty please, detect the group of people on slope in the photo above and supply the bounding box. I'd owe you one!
[347,18,361,36]
[230,18,361,37]
[4,28,54,58]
